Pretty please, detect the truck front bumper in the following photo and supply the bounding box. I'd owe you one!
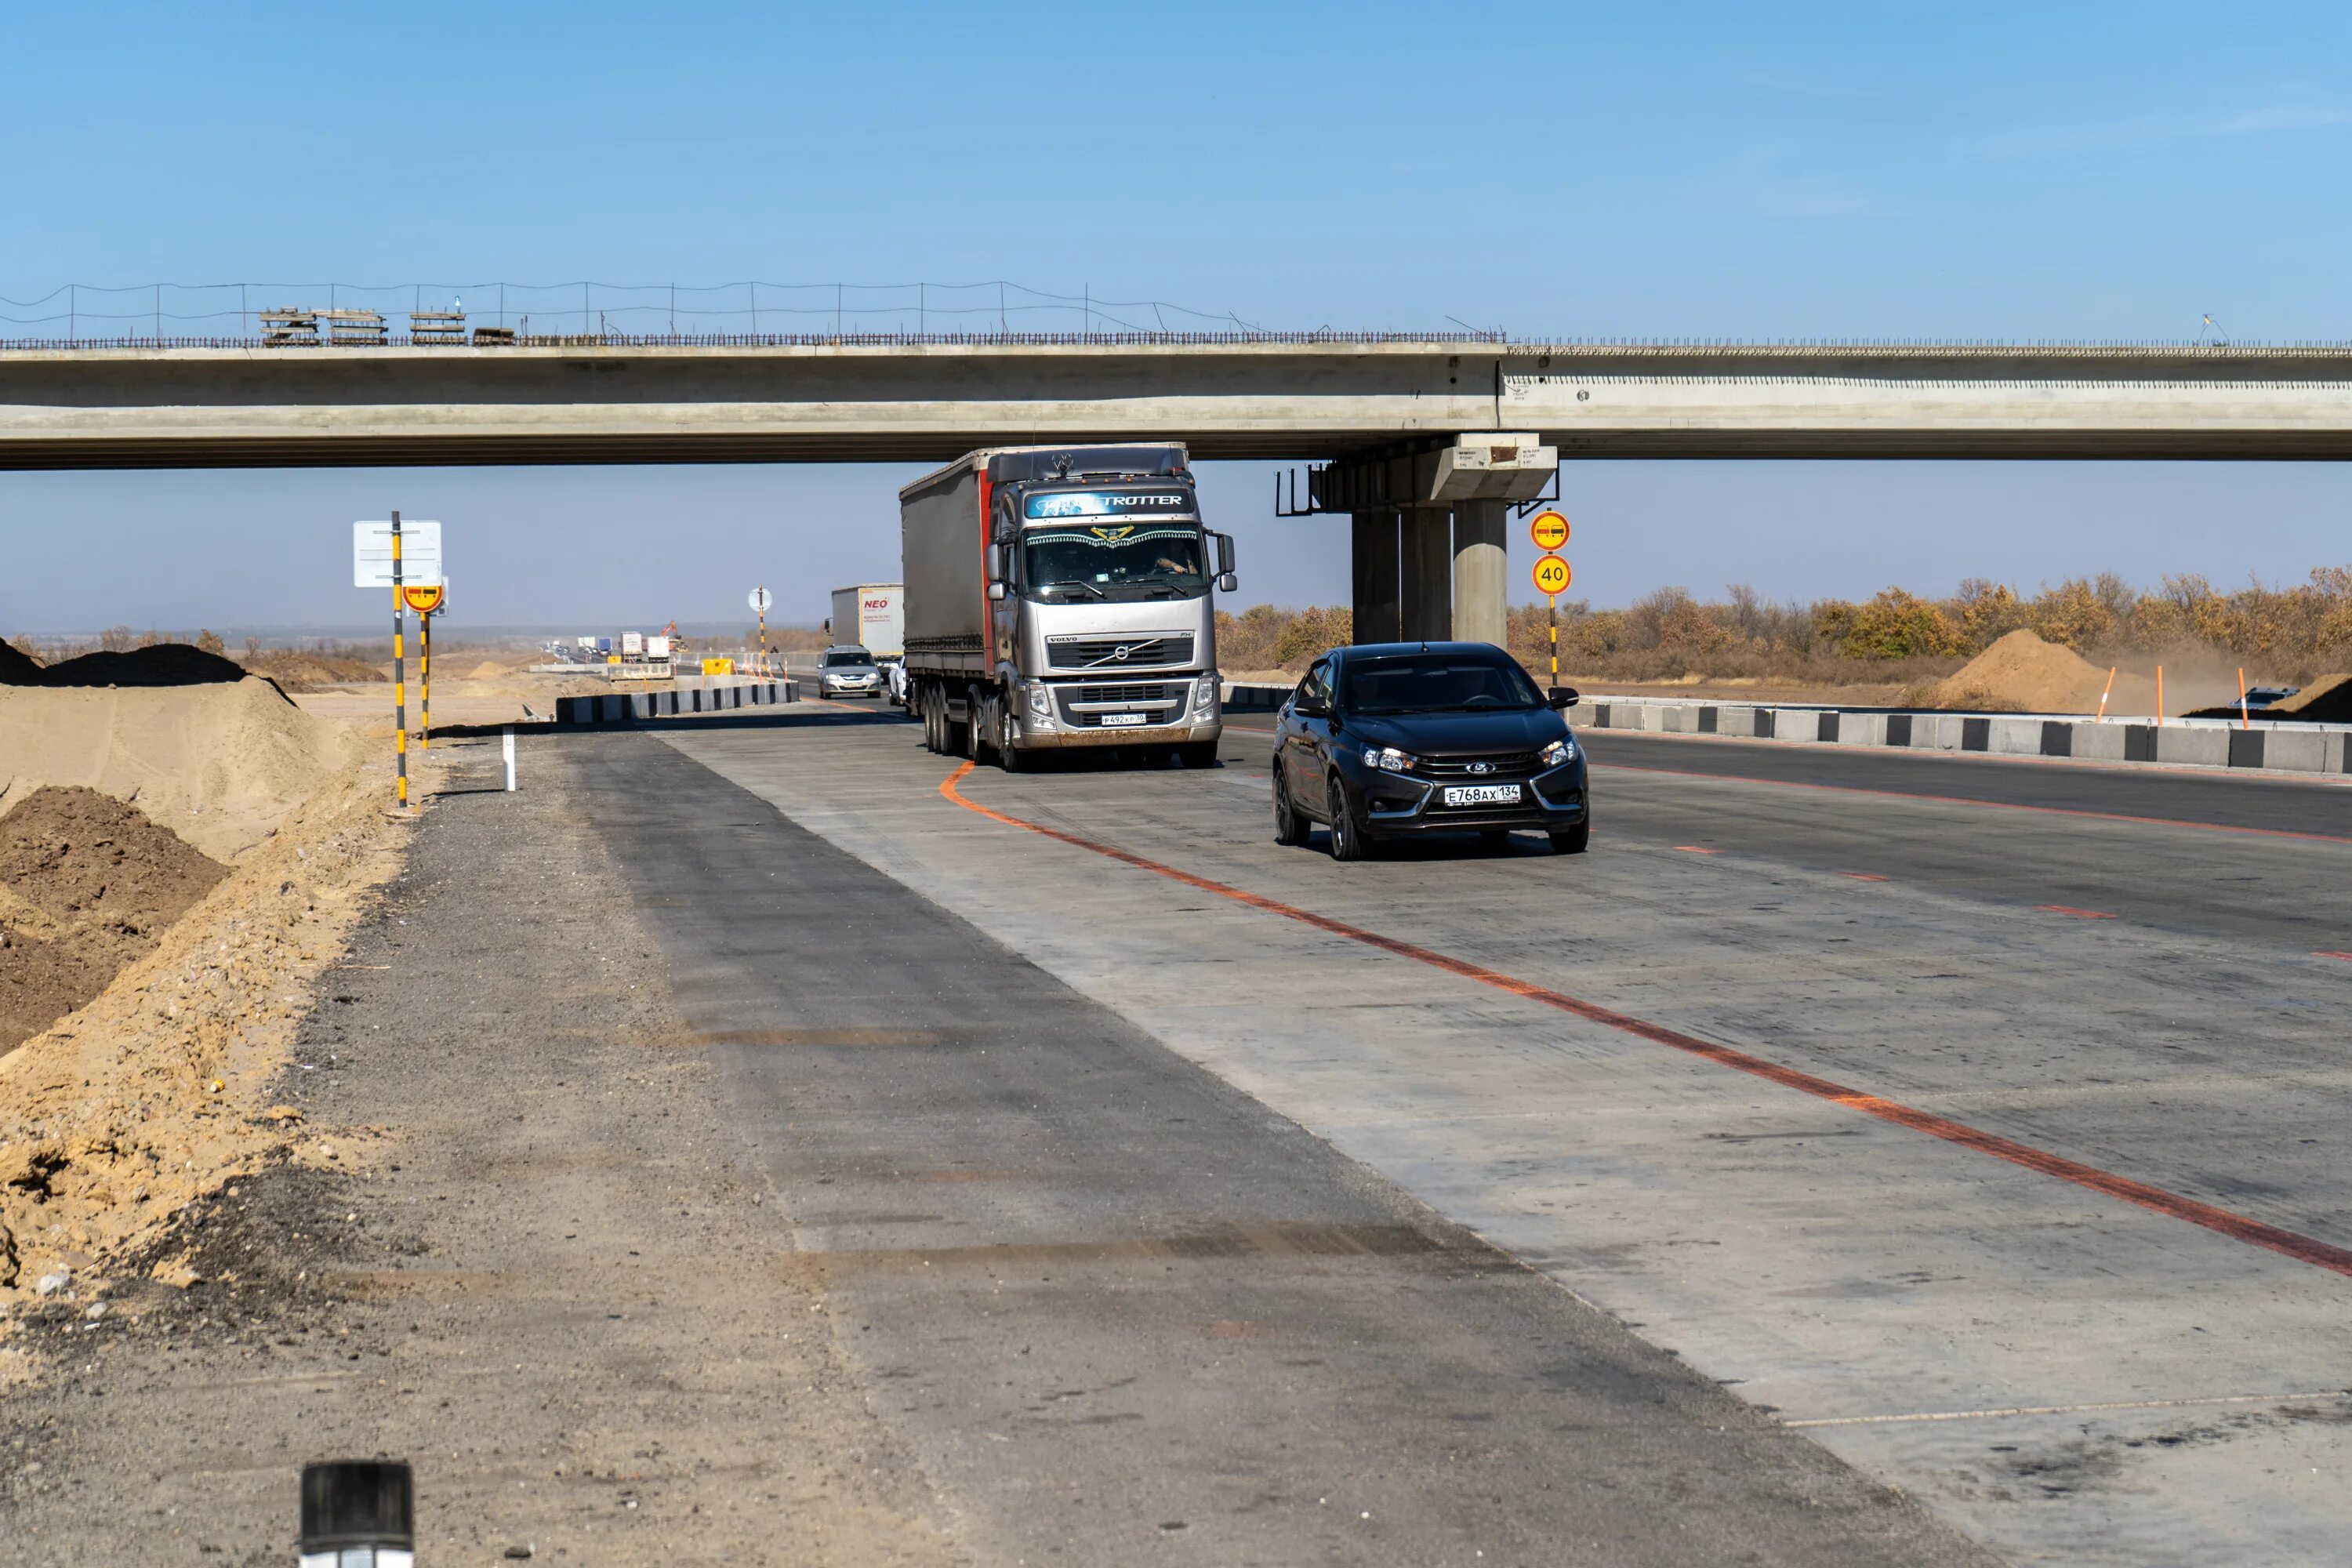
[1015,719,1222,750]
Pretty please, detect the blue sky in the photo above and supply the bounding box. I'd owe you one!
[5,0,2350,633]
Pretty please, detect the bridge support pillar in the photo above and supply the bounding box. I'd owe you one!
[1450,499,1508,648]
[1400,510,1453,641]
[1350,510,1401,644]
[1307,432,1555,652]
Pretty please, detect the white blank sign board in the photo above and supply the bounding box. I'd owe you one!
[353,521,444,587]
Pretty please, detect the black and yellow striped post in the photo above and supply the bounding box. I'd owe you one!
[391,511,408,809]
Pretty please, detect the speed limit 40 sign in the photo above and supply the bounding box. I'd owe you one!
[1529,510,1570,550]
[1533,554,1572,595]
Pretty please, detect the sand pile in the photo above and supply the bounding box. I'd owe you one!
[0,747,425,1307]
[0,789,227,1054]
[0,677,359,861]
[10,642,248,688]
[1912,630,2159,714]
[2264,673,2352,723]
[466,659,510,679]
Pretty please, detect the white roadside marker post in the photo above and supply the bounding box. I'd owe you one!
[503,728,517,792]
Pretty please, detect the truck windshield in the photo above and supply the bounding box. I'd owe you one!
[1025,523,1208,601]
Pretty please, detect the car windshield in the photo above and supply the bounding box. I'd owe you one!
[822,650,874,668]
[1342,653,1544,714]
[1025,523,1208,601]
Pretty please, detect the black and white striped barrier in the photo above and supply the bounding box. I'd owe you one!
[1570,699,2352,777]
[554,681,796,727]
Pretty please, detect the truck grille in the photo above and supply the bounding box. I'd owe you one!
[1047,634,1195,670]
[1417,751,1541,779]
[1055,681,1185,728]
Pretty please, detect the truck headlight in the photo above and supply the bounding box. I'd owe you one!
[1541,736,1577,768]
[1192,673,1219,719]
[1025,681,1053,722]
[1363,746,1417,773]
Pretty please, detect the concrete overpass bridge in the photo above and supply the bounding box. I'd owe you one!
[9,334,2352,645]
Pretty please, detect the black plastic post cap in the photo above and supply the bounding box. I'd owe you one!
[300,1461,414,1550]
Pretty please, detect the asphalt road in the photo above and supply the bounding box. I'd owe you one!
[570,728,1990,1567]
[697,690,2352,1565]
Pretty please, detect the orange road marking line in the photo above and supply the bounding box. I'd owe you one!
[2318,951,2352,961]
[2036,905,2118,919]
[936,761,2352,1280]
[1602,761,2352,848]
[1674,844,1722,854]
[1838,873,1891,882]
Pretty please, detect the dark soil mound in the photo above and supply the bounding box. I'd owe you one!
[34,642,249,688]
[2271,673,2352,723]
[0,639,44,684]
[0,786,227,1052]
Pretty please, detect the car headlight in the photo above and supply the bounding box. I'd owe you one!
[1540,735,1578,768]
[1362,745,1417,773]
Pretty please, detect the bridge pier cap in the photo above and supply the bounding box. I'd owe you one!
[1309,433,1559,514]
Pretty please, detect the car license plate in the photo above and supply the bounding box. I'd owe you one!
[1443,783,1523,807]
[1099,713,1148,728]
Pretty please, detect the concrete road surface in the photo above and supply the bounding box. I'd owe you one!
[653,695,2352,1566]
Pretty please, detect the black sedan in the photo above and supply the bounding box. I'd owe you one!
[1270,642,1588,860]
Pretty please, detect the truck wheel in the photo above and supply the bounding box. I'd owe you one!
[920,686,942,753]
[998,706,1026,772]
[1178,742,1220,769]
[956,688,981,760]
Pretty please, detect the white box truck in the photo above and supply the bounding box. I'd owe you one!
[829,583,904,657]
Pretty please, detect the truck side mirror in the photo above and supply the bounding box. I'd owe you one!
[987,581,1008,601]
[1216,572,1238,593]
[1214,532,1236,576]
[988,543,1011,579]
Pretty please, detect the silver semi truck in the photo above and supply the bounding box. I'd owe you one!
[901,442,1236,770]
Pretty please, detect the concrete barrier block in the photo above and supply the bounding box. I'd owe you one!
[2074,721,2127,760]
[1837,713,1887,746]
[1569,702,1598,725]
[1773,709,1826,742]
[2263,729,2328,773]
[2157,727,2228,767]
[1987,718,2043,756]
[1661,705,1697,734]
[1922,715,1965,750]
[1719,706,1762,738]
[598,694,625,724]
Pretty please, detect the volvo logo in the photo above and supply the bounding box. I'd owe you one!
[1112,644,1131,661]
[1468,761,1494,775]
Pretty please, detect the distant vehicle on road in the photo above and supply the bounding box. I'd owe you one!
[878,654,909,708]
[1271,643,1588,860]
[831,583,904,659]
[899,441,1236,771]
[818,645,887,699]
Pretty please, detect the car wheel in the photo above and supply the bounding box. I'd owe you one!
[1550,812,1590,855]
[1272,769,1309,846]
[1327,774,1368,862]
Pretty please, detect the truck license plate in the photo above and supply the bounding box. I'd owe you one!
[1443,784,1523,807]
[1099,713,1149,728]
